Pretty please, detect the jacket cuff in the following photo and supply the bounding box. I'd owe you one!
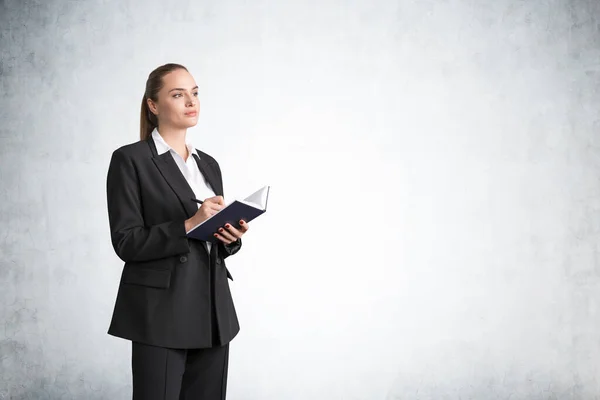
[221,238,242,258]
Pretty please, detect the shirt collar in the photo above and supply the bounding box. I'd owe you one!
[151,127,198,158]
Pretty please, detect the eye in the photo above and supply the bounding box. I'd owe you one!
[173,93,182,98]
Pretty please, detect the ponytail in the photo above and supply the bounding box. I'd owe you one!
[140,94,157,141]
[139,63,189,141]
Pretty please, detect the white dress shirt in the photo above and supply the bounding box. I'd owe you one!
[151,127,216,253]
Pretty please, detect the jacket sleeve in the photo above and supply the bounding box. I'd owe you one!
[219,238,242,259]
[106,149,190,262]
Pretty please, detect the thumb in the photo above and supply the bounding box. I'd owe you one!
[206,195,225,205]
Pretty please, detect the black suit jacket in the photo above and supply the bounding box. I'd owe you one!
[105,136,241,349]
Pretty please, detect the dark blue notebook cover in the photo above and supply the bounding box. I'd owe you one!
[186,200,266,242]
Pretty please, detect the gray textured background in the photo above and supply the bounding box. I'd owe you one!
[1,0,600,399]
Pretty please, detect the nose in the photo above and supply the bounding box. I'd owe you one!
[185,93,196,106]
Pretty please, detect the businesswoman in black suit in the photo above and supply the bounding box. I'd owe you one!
[106,63,249,400]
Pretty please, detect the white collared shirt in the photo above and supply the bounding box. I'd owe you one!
[152,127,216,252]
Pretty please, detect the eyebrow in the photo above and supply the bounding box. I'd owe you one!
[168,86,199,93]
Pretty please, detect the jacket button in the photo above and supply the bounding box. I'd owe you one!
[179,256,188,263]
[216,258,221,265]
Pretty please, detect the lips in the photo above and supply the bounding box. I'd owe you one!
[185,111,197,117]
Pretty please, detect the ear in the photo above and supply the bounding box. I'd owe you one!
[147,98,158,116]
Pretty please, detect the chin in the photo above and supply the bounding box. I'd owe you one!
[180,119,198,129]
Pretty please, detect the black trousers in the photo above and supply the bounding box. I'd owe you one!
[131,341,230,400]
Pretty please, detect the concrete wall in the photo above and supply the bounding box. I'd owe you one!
[1,0,599,398]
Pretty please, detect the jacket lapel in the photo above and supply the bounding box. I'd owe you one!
[147,137,198,219]
[192,153,223,197]
[192,153,224,257]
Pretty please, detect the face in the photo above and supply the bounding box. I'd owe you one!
[148,69,200,129]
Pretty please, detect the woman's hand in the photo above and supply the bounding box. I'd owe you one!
[214,220,249,244]
[184,196,225,232]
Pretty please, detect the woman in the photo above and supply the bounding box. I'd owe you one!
[106,63,249,399]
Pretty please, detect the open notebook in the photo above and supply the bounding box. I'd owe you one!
[186,185,270,242]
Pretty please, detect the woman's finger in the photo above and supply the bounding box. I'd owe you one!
[206,195,225,206]
[213,232,234,244]
[224,223,245,239]
[238,220,249,233]
[217,226,237,242]
[202,203,223,216]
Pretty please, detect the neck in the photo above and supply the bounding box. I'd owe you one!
[157,125,187,147]
[157,125,189,160]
